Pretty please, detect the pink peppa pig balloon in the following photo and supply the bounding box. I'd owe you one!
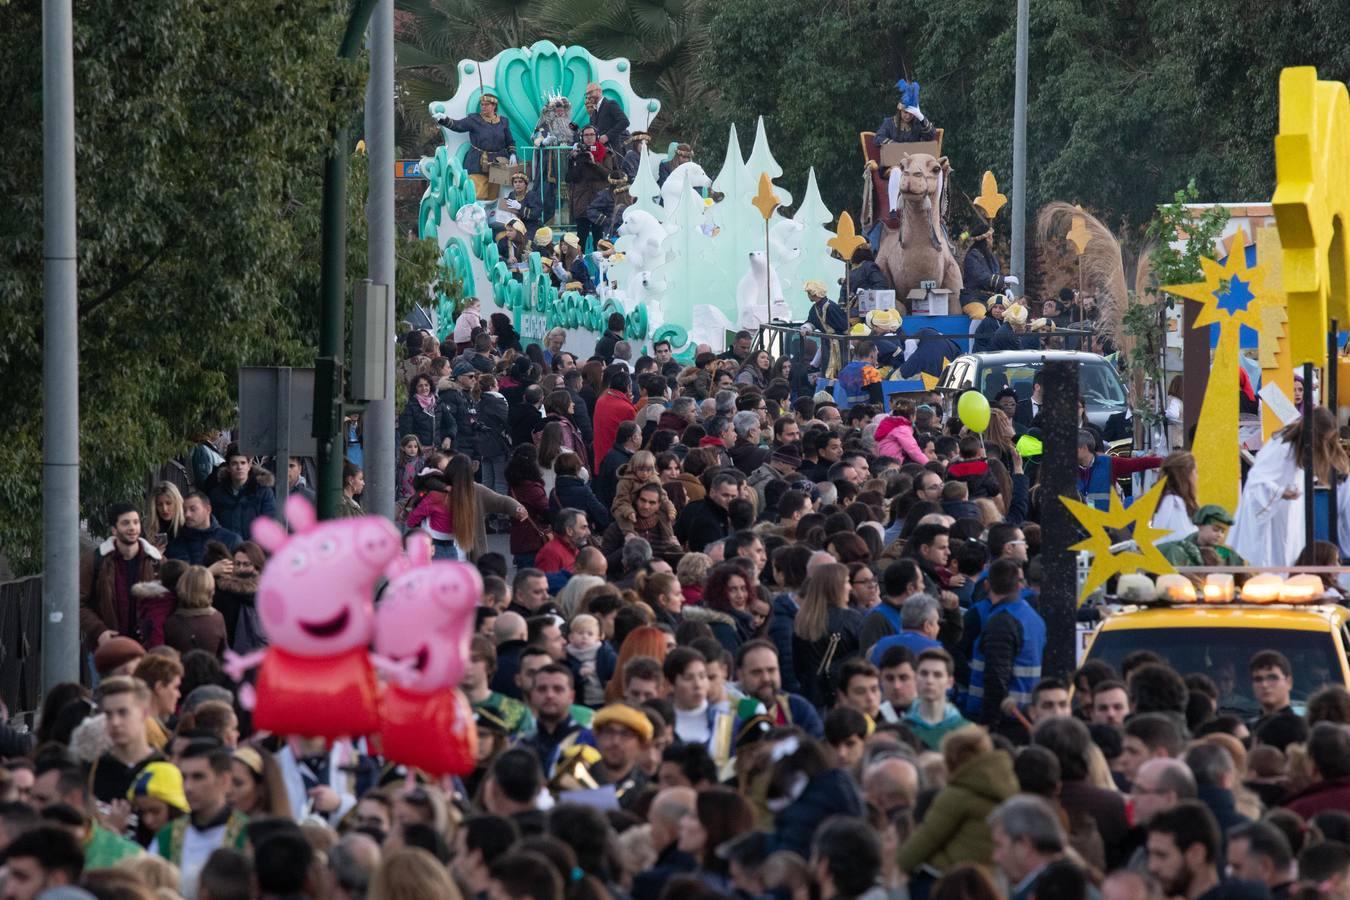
[373,533,481,775]
[227,495,401,740]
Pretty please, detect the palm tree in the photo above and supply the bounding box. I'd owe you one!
[534,0,712,146]
[394,0,548,154]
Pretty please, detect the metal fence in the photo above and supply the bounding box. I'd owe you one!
[0,577,43,719]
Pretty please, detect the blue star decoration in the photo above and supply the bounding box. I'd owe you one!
[1215,275,1254,316]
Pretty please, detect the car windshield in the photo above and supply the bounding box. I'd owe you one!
[978,361,1127,410]
[1086,626,1342,717]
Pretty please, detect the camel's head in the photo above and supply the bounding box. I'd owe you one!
[898,153,950,204]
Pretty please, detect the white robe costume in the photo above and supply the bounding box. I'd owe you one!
[1229,436,1350,566]
[1150,493,1197,543]
[1231,437,1303,566]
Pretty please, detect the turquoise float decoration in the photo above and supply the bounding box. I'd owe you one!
[418,44,844,359]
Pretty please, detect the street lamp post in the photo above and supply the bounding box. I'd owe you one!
[1010,0,1029,294]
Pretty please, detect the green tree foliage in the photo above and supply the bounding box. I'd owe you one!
[0,0,442,573]
[700,0,1350,236]
[394,0,712,152]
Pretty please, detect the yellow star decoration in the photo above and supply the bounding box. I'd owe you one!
[919,357,951,392]
[1063,477,1176,605]
[973,171,1008,219]
[1162,227,1270,331]
[752,172,781,221]
[1066,214,1092,256]
[828,211,867,260]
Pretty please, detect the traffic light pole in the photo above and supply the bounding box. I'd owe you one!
[314,0,381,520]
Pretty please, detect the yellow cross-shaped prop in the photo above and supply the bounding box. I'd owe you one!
[973,171,1008,220]
[828,211,868,261]
[752,173,781,221]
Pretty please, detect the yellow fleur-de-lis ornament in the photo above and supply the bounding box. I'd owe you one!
[1067,214,1093,255]
[752,173,781,221]
[827,212,868,261]
[973,171,1007,219]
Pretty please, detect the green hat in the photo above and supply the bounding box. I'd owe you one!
[1192,504,1234,527]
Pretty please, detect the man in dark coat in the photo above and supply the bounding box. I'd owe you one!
[167,491,242,564]
[674,471,740,553]
[584,82,629,150]
[208,444,277,540]
[595,420,640,509]
[79,502,162,651]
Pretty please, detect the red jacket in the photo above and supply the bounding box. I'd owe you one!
[534,536,579,574]
[1284,777,1350,820]
[592,389,636,469]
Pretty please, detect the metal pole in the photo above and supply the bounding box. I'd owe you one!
[1039,360,1079,677]
[1329,323,1340,551]
[1009,0,1029,295]
[42,0,79,691]
[275,368,291,514]
[1303,360,1315,559]
[315,0,383,521]
[362,0,396,520]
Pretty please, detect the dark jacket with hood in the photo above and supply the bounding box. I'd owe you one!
[549,474,612,531]
[682,605,753,658]
[438,379,482,458]
[476,389,512,460]
[166,518,242,565]
[673,497,731,553]
[946,458,1002,500]
[770,768,864,858]
[208,469,277,540]
[897,749,1019,872]
[213,572,259,651]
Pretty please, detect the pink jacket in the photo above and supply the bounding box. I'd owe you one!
[874,415,929,464]
[406,490,454,539]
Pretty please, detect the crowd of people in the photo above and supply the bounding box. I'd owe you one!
[25,303,1349,900]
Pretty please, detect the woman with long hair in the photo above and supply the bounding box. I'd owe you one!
[227,746,291,818]
[146,482,185,549]
[792,563,863,707]
[540,390,587,460]
[604,624,671,703]
[444,453,524,561]
[735,350,773,390]
[1231,406,1349,566]
[684,561,756,657]
[398,373,453,452]
[579,360,605,414]
[1165,374,1185,450]
[984,408,1016,463]
[536,421,567,495]
[636,571,684,631]
[676,787,755,891]
[505,445,550,569]
[1152,450,1199,541]
[371,848,462,900]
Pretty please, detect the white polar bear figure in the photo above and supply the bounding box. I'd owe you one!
[616,207,668,271]
[661,163,711,213]
[626,270,669,334]
[770,219,805,261]
[736,250,792,330]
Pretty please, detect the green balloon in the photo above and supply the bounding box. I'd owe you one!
[957,390,991,432]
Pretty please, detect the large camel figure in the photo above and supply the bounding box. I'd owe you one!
[876,153,964,314]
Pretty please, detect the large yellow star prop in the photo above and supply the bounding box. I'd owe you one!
[1162,228,1270,331]
[1063,477,1175,605]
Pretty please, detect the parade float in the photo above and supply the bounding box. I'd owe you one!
[417,40,845,359]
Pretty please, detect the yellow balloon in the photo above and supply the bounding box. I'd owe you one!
[957,390,991,432]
